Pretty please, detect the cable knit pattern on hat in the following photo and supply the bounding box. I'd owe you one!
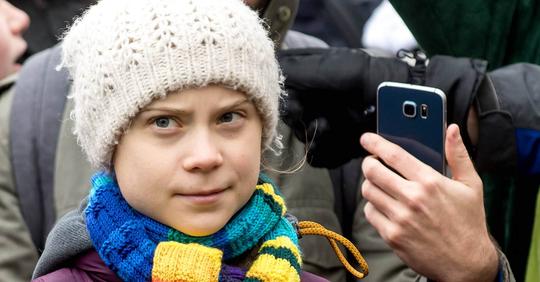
[61,0,284,169]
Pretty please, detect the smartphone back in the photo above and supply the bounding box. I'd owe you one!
[377,82,447,174]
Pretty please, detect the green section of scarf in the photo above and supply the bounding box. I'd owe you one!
[85,171,302,281]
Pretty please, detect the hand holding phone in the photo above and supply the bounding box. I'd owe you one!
[360,125,499,282]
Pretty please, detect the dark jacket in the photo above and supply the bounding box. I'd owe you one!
[32,250,122,282]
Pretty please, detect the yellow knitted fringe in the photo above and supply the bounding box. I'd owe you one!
[246,254,300,282]
[246,236,301,282]
[256,183,287,216]
[260,236,302,264]
[152,242,222,282]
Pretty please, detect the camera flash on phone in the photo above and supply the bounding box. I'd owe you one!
[420,104,428,119]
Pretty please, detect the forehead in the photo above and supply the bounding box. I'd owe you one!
[148,86,250,108]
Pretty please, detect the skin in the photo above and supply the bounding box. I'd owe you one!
[113,86,263,237]
[243,0,267,10]
[0,0,29,80]
[360,124,499,282]
[467,106,479,146]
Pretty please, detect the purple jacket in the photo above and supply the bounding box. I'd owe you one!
[33,249,329,282]
[32,250,121,282]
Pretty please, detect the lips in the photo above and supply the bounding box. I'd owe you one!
[175,187,229,205]
[179,187,228,197]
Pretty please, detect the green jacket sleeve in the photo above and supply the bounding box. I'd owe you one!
[0,83,39,282]
[526,191,540,282]
[390,0,540,70]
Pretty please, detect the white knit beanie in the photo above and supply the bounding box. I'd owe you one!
[61,0,284,169]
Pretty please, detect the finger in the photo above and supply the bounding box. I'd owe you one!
[363,202,394,240]
[361,178,404,223]
[360,132,434,181]
[362,155,409,202]
[445,124,481,187]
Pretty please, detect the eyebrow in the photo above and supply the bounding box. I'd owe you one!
[141,97,251,114]
[139,107,187,116]
[220,98,251,111]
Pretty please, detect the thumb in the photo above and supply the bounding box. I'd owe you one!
[445,124,478,185]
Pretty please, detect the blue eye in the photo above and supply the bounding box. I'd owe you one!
[154,117,171,128]
[219,112,240,123]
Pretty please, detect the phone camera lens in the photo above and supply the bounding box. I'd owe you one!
[403,101,416,118]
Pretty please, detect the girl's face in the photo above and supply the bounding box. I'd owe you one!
[113,86,263,236]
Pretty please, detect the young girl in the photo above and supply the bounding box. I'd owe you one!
[30,0,356,281]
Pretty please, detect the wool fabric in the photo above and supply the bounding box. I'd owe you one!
[85,171,302,281]
[61,0,284,169]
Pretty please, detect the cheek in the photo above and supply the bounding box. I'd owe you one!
[232,136,262,188]
[237,151,261,179]
[233,151,260,208]
[113,135,173,200]
[234,127,262,167]
[114,131,177,172]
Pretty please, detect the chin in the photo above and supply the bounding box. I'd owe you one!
[175,222,225,237]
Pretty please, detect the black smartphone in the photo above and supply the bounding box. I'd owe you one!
[377,81,447,174]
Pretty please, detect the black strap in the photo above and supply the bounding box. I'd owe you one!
[10,45,69,251]
[262,0,299,48]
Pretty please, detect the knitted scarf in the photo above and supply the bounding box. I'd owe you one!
[85,171,302,282]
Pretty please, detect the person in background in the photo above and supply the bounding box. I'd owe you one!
[0,2,32,281]
[0,0,29,80]
[283,0,540,278]
[8,0,95,60]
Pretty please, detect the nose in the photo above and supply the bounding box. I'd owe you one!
[5,2,30,35]
[182,129,223,172]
